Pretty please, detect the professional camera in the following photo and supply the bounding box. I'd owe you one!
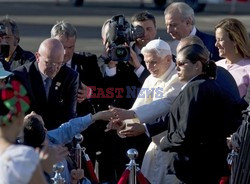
[106,14,144,62]
[0,23,10,58]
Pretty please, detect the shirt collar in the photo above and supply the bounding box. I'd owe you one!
[189,26,197,36]
[181,74,199,90]
[66,59,72,68]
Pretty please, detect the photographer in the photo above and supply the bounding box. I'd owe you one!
[0,16,35,71]
[0,22,9,59]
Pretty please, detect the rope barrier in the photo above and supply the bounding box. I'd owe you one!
[117,148,151,184]
[83,150,99,183]
[118,168,131,184]
[136,170,150,184]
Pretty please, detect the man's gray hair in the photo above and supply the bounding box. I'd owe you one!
[51,20,77,39]
[164,2,195,25]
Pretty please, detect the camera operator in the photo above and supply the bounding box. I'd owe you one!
[0,16,35,71]
[99,12,157,87]
[96,15,155,183]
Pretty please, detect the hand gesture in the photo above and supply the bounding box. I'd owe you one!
[71,169,85,184]
[92,110,113,122]
[129,48,141,69]
[119,121,146,137]
[77,82,91,103]
[109,106,134,121]
[37,141,69,174]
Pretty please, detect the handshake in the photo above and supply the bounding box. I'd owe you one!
[93,106,146,137]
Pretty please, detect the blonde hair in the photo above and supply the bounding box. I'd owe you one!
[215,18,250,58]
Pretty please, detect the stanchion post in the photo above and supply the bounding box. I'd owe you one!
[51,162,66,184]
[127,148,139,184]
[75,133,84,169]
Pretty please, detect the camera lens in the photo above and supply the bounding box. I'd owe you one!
[115,47,128,58]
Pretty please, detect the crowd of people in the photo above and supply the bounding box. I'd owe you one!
[0,2,250,184]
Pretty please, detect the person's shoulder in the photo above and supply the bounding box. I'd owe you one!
[73,52,98,64]
[0,145,39,184]
[16,45,36,61]
[60,65,78,75]
[196,29,215,42]
[196,29,214,37]
[58,65,79,80]
[13,61,34,73]
[3,144,38,158]
[239,58,250,66]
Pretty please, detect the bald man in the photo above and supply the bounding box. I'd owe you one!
[13,38,79,130]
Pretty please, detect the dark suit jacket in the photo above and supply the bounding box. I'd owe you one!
[71,52,103,115]
[70,52,107,166]
[147,66,242,137]
[196,29,220,61]
[13,62,79,130]
[147,74,242,183]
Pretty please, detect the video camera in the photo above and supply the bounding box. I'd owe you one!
[106,14,144,62]
[0,23,10,58]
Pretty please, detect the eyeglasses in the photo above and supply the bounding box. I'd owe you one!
[44,61,64,67]
[176,60,190,67]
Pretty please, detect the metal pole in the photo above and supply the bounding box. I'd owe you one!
[127,148,139,184]
[51,162,66,184]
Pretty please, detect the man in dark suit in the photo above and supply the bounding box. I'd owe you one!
[164,2,220,61]
[50,21,103,114]
[13,38,79,130]
[50,21,105,181]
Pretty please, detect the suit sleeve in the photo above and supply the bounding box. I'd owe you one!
[65,72,79,120]
[138,68,150,84]
[159,84,200,151]
[146,113,169,137]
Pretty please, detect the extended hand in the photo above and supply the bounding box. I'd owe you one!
[71,169,85,184]
[92,110,113,122]
[109,106,134,121]
[77,82,91,103]
[119,121,146,137]
[37,141,69,174]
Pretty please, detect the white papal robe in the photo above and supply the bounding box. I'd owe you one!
[127,61,183,184]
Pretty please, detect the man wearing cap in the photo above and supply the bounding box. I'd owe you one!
[109,39,183,183]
